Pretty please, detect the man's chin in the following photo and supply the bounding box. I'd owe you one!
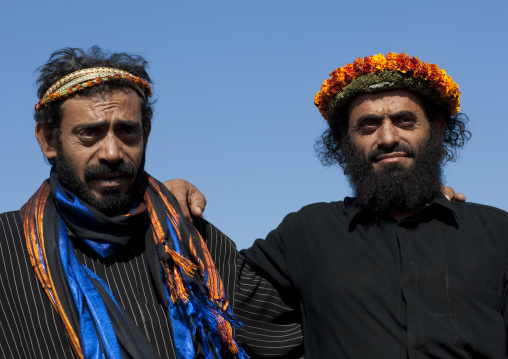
[89,186,121,198]
[372,161,410,173]
[85,191,134,216]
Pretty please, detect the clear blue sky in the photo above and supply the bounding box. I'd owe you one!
[1,1,507,249]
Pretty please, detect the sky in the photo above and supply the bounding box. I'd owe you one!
[1,1,507,249]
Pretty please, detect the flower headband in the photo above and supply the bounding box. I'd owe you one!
[314,53,460,124]
[35,67,152,111]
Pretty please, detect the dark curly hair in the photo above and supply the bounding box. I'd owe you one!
[315,93,471,169]
[34,46,154,164]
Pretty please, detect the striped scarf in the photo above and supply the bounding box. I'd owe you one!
[21,172,247,359]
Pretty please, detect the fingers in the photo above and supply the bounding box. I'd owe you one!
[178,198,193,222]
[440,184,466,203]
[190,196,206,218]
[441,185,455,202]
[163,179,207,221]
[454,193,466,202]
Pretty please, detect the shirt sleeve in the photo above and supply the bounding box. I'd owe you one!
[195,218,304,358]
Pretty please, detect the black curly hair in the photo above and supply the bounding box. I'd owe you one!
[34,46,154,164]
[315,92,471,169]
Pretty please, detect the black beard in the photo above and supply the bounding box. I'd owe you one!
[54,144,145,216]
[341,126,444,214]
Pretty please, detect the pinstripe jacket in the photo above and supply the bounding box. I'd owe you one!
[0,211,303,358]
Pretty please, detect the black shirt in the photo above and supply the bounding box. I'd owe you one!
[241,195,508,358]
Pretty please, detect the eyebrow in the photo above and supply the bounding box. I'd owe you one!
[355,110,418,124]
[356,114,382,123]
[389,111,417,121]
[71,119,141,134]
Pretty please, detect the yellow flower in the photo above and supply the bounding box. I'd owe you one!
[369,54,387,72]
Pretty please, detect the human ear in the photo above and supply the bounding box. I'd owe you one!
[145,121,151,142]
[35,122,57,160]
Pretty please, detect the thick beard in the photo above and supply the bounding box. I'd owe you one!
[341,125,444,214]
[54,141,145,216]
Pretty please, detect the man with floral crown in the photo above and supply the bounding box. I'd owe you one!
[0,46,254,359]
[234,53,508,358]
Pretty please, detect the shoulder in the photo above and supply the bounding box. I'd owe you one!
[0,211,27,263]
[193,217,237,249]
[0,210,21,220]
[193,217,239,265]
[450,201,508,239]
[0,211,23,238]
[452,201,508,221]
[297,201,345,215]
[192,217,239,301]
[285,200,344,218]
[278,200,347,228]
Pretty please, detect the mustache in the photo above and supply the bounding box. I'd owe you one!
[367,144,416,162]
[84,161,136,182]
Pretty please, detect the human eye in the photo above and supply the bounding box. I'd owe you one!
[394,116,416,129]
[356,118,379,134]
[122,125,138,135]
[118,125,141,141]
[78,128,100,140]
[391,112,417,129]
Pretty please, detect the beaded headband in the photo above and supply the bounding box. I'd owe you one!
[314,53,460,125]
[35,67,152,111]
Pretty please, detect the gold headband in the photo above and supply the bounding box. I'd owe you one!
[35,67,152,111]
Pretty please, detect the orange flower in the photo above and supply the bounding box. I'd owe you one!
[413,60,428,80]
[396,53,411,73]
[385,52,399,71]
[314,52,460,120]
[427,64,439,82]
[353,57,364,76]
[344,63,355,81]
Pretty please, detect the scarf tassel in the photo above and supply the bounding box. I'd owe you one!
[163,253,248,358]
[187,286,249,359]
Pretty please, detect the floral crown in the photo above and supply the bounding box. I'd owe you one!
[314,52,460,124]
[35,67,152,111]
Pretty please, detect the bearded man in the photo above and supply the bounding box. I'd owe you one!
[0,47,251,359]
[235,53,508,358]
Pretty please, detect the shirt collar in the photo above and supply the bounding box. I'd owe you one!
[345,193,459,230]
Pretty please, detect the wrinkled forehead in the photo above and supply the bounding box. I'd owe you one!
[348,90,425,116]
[348,90,424,114]
[60,87,143,126]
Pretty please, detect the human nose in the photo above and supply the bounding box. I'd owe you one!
[376,120,399,148]
[98,134,123,163]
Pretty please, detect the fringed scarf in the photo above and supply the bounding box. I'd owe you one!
[20,171,248,359]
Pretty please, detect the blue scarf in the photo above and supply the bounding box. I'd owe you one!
[21,171,248,359]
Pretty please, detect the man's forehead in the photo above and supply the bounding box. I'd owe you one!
[60,87,143,127]
[69,86,140,103]
[348,90,425,118]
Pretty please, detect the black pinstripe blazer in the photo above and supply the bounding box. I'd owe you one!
[0,211,303,358]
